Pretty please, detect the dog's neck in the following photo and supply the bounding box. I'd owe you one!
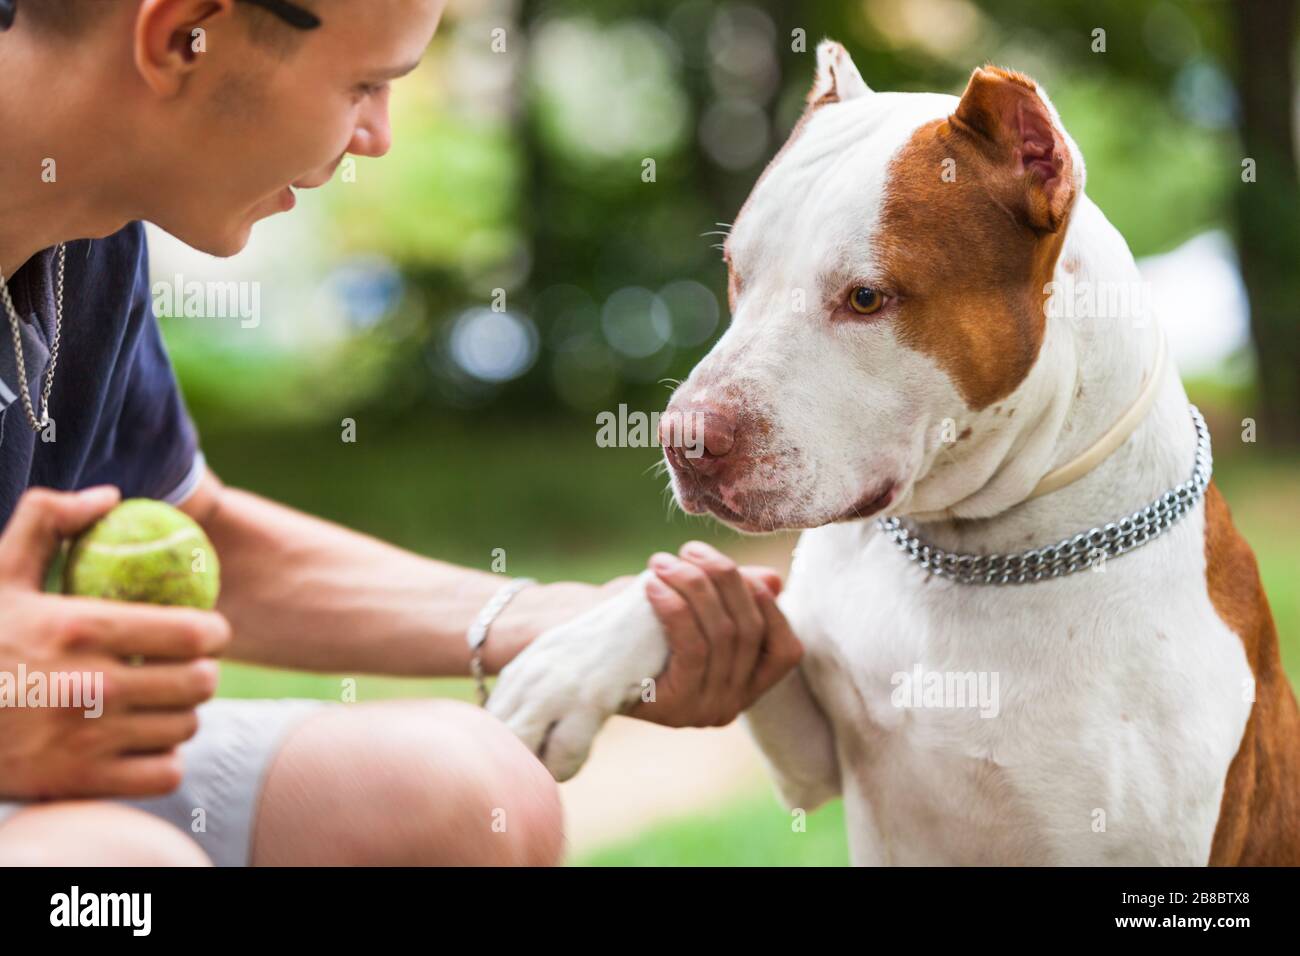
[900,195,1197,554]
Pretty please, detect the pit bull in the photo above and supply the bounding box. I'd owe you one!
[489,42,1300,865]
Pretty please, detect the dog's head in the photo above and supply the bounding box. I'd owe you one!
[661,42,1087,533]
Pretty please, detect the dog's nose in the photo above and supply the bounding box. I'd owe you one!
[661,405,737,477]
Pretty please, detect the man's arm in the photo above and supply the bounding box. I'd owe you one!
[180,469,607,677]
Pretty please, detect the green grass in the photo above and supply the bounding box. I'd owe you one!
[215,663,475,704]
[574,793,850,867]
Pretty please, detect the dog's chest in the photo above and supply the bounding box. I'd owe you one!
[782,515,1253,865]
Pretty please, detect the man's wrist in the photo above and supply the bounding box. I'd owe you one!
[466,577,536,704]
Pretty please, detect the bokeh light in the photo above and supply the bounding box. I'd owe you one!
[601,287,673,359]
[447,307,540,383]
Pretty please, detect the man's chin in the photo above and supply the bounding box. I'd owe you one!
[176,195,294,257]
[164,222,254,260]
[209,229,254,258]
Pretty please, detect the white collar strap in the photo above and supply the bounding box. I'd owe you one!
[1025,330,1168,501]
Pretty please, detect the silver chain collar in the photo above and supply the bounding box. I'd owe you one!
[1,243,66,433]
[876,404,1211,586]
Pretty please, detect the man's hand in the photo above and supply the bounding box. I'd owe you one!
[488,540,802,781]
[627,541,801,727]
[0,487,230,800]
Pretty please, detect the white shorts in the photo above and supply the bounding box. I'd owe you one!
[0,698,329,867]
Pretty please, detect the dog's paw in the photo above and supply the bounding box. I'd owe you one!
[488,572,669,781]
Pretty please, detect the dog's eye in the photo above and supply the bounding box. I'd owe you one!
[848,287,884,315]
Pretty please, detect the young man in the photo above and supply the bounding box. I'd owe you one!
[0,0,800,866]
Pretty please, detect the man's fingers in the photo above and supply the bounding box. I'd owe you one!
[633,575,708,724]
[104,659,221,712]
[678,542,766,692]
[643,574,708,674]
[749,587,804,697]
[0,486,120,589]
[648,554,730,640]
[61,599,232,660]
[649,553,736,702]
[114,711,202,753]
[80,752,184,799]
[739,565,783,597]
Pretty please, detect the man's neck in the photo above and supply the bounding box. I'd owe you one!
[0,38,136,278]
[898,195,1195,554]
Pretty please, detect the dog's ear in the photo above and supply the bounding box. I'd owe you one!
[807,40,872,108]
[950,66,1079,233]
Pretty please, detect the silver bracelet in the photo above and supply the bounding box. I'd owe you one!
[466,577,535,706]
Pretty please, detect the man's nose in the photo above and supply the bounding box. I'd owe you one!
[349,91,394,158]
[660,404,738,477]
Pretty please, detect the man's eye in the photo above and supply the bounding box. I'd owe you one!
[848,286,885,315]
[356,82,388,98]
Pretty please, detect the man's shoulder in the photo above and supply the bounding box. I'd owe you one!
[59,223,152,323]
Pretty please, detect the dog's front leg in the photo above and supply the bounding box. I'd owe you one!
[488,571,669,781]
[742,653,841,813]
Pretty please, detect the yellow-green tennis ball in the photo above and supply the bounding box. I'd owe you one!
[63,499,221,610]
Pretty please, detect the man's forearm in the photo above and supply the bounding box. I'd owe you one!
[188,480,602,676]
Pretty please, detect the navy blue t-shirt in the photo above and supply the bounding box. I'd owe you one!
[0,223,202,528]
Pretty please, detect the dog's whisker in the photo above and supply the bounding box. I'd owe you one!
[661,481,684,522]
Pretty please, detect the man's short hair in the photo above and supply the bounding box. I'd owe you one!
[24,0,322,55]
[19,0,113,37]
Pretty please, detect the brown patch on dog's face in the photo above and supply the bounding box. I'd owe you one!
[876,68,1077,411]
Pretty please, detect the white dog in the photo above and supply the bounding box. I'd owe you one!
[489,42,1300,865]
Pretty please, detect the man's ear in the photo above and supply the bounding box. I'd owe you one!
[950,66,1079,233]
[806,40,872,108]
[135,0,237,96]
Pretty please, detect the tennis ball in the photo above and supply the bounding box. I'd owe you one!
[62,499,221,609]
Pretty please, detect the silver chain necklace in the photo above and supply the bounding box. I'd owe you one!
[1,243,66,432]
[877,404,1211,585]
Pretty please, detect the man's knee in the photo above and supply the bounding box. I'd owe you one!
[255,699,565,866]
[352,700,564,866]
[0,802,211,867]
[420,700,565,866]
